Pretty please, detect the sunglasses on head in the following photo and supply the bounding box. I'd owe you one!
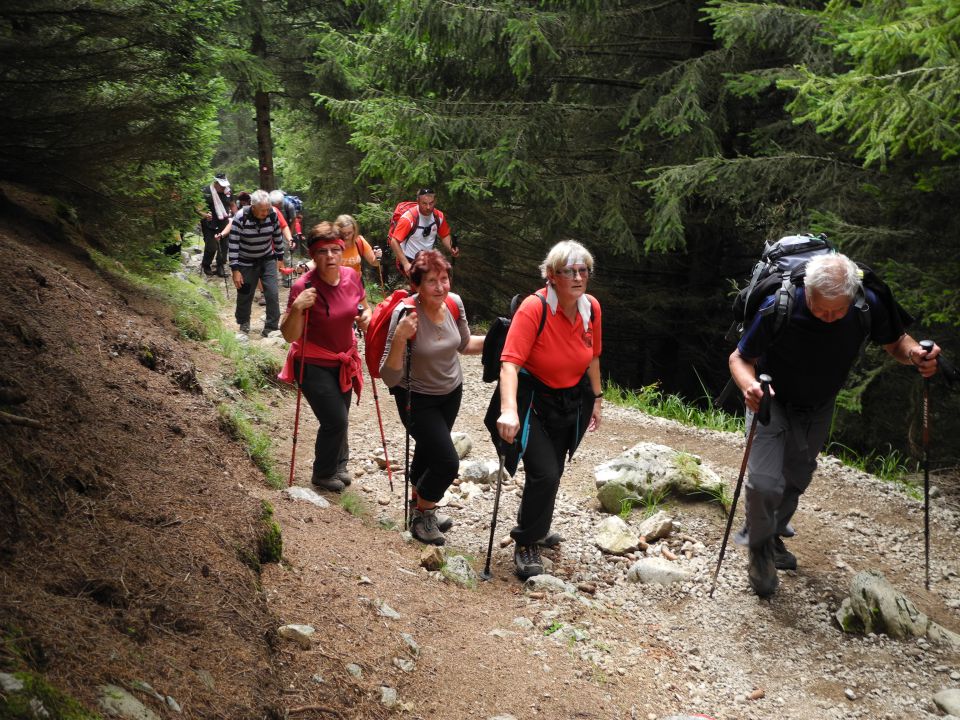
[556,265,591,279]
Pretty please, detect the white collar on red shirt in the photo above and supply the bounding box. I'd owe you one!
[545,284,592,331]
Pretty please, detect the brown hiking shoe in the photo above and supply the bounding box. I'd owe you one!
[408,502,452,531]
[411,508,445,546]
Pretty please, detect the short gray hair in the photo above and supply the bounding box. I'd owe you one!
[804,254,861,300]
[250,189,271,208]
[268,190,284,206]
[539,240,594,280]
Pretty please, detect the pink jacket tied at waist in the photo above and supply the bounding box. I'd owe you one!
[279,340,364,402]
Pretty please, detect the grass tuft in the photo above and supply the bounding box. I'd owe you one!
[605,380,743,433]
[339,490,366,517]
[217,404,283,489]
[826,442,921,499]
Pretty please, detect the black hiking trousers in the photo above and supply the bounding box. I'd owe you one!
[393,385,462,504]
[295,362,351,480]
[510,409,571,546]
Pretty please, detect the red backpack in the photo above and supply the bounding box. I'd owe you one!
[388,201,445,244]
[364,290,461,378]
[389,201,419,242]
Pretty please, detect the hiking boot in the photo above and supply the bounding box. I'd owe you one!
[536,532,564,548]
[514,544,544,579]
[410,508,445,546]
[238,323,250,335]
[256,293,266,306]
[214,266,228,278]
[202,266,215,276]
[748,540,779,598]
[773,537,797,571]
[336,470,353,487]
[261,325,278,338]
[311,474,345,493]
[408,505,452,532]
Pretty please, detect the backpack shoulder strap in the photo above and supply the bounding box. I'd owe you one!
[444,294,461,320]
[535,292,548,337]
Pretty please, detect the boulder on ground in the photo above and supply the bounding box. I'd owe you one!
[594,442,725,513]
[835,570,960,650]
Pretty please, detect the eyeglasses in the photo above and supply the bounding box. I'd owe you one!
[556,266,591,279]
[313,247,343,256]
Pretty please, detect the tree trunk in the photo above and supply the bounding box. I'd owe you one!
[252,30,275,191]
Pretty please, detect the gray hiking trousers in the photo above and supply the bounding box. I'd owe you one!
[735,396,834,549]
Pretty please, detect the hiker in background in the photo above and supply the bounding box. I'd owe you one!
[491,240,603,579]
[729,253,940,598]
[388,188,458,277]
[228,189,283,337]
[335,214,382,282]
[236,191,252,209]
[379,250,484,545]
[279,222,370,492]
[198,172,235,277]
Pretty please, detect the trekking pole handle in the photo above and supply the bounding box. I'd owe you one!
[757,374,772,426]
[919,340,935,356]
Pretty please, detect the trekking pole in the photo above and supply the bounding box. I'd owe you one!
[480,440,507,581]
[287,281,312,487]
[402,324,414,530]
[709,373,772,598]
[919,339,934,590]
[374,245,386,296]
[356,304,394,493]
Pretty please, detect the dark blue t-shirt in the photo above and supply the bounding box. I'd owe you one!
[738,287,903,406]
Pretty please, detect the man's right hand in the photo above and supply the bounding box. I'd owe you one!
[743,379,775,413]
[232,270,243,290]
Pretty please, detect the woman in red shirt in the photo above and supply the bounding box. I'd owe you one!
[279,222,371,491]
[493,240,603,579]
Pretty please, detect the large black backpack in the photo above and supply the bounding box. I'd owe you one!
[726,233,871,343]
[481,294,547,383]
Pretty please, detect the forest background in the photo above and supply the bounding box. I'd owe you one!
[2,0,958,468]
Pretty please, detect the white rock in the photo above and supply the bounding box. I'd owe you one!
[278,624,316,649]
[593,516,640,555]
[282,486,331,508]
[636,510,674,541]
[451,431,473,459]
[626,558,692,586]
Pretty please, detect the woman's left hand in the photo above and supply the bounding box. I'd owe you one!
[588,399,602,432]
[356,308,371,333]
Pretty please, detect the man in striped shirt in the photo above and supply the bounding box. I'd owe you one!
[229,189,284,336]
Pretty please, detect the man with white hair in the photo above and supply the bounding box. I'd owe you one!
[228,189,283,336]
[729,252,940,598]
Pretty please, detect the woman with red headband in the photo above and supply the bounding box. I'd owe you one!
[280,222,371,492]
